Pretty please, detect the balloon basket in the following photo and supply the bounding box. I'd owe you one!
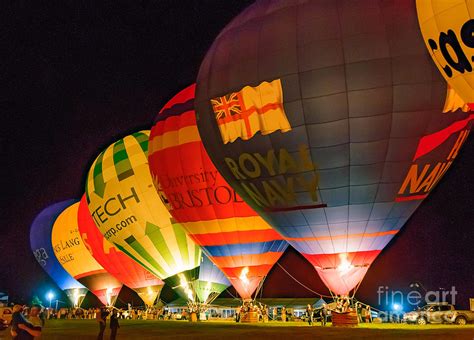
[189,312,198,322]
[240,311,259,323]
[332,311,358,327]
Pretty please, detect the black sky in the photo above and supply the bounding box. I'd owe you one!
[1,1,473,310]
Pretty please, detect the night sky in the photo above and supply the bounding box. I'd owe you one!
[2,1,473,310]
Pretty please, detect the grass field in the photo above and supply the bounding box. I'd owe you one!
[6,319,471,339]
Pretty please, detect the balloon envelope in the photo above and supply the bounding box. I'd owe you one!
[148,85,288,299]
[416,0,474,109]
[30,200,88,307]
[51,202,122,306]
[195,254,230,304]
[84,131,201,300]
[78,195,164,306]
[195,0,473,295]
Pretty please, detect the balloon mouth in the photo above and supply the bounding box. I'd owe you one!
[314,266,371,296]
[314,263,370,271]
[313,252,371,273]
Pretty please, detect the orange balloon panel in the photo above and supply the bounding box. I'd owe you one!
[78,196,164,306]
[51,202,122,306]
[148,85,288,299]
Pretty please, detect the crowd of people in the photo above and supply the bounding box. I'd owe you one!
[4,297,377,338]
[39,305,166,321]
[235,301,269,322]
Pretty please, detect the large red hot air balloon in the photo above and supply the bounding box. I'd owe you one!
[78,196,164,306]
[148,84,288,300]
[194,0,472,296]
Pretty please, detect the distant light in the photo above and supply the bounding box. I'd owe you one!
[47,292,54,301]
[393,303,401,311]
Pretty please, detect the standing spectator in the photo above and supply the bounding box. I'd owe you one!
[355,303,362,323]
[235,306,241,323]
[361,306,367,323]
[306,304,313,326]
[320,304,328,326]
[110,309,120,340]
[366,306,372,323]
[96,307,109,340]
[10,305,26,339]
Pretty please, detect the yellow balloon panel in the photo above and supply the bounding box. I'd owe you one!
[417,0,474,107]
[52,202,122,306]
[85,131,201,280]
[51,202,103,279]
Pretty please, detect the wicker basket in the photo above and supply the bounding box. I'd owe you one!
[331,310,359,327]
[240,311,259,323]
[189,312,198,322]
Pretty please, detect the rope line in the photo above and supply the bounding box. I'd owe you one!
[276,262,332,298]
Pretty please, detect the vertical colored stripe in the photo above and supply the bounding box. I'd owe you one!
[93,151,106,197]
[113,139,134,181]
[194,244,201,270]
[172,223,190,267]
[132,131,149,154]
[85,169,91,203]
[144,222,176,269]
[124,235,166,278]
[112,242,157,278]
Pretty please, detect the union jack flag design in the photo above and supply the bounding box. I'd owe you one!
[210,79,292,144]
[211,92,242,121]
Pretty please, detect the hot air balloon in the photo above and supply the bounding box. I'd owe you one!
[148,85,288,299]
[30,200,88,307]
[195,254,230,304]
[416,0,474,110]
[51,202,123,306]
[194,0,473,296]
[77,195,164,307]
[84,131,203,301]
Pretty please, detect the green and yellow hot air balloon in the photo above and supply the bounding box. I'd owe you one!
[84,131,202,300]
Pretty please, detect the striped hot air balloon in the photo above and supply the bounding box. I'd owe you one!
[148,85,288,300]
[194,0,473,296]
[195,254,230,304]
[77,195,165,306]
[84,131,204,301]
[30,200,88,307]
[51,202,123,306]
